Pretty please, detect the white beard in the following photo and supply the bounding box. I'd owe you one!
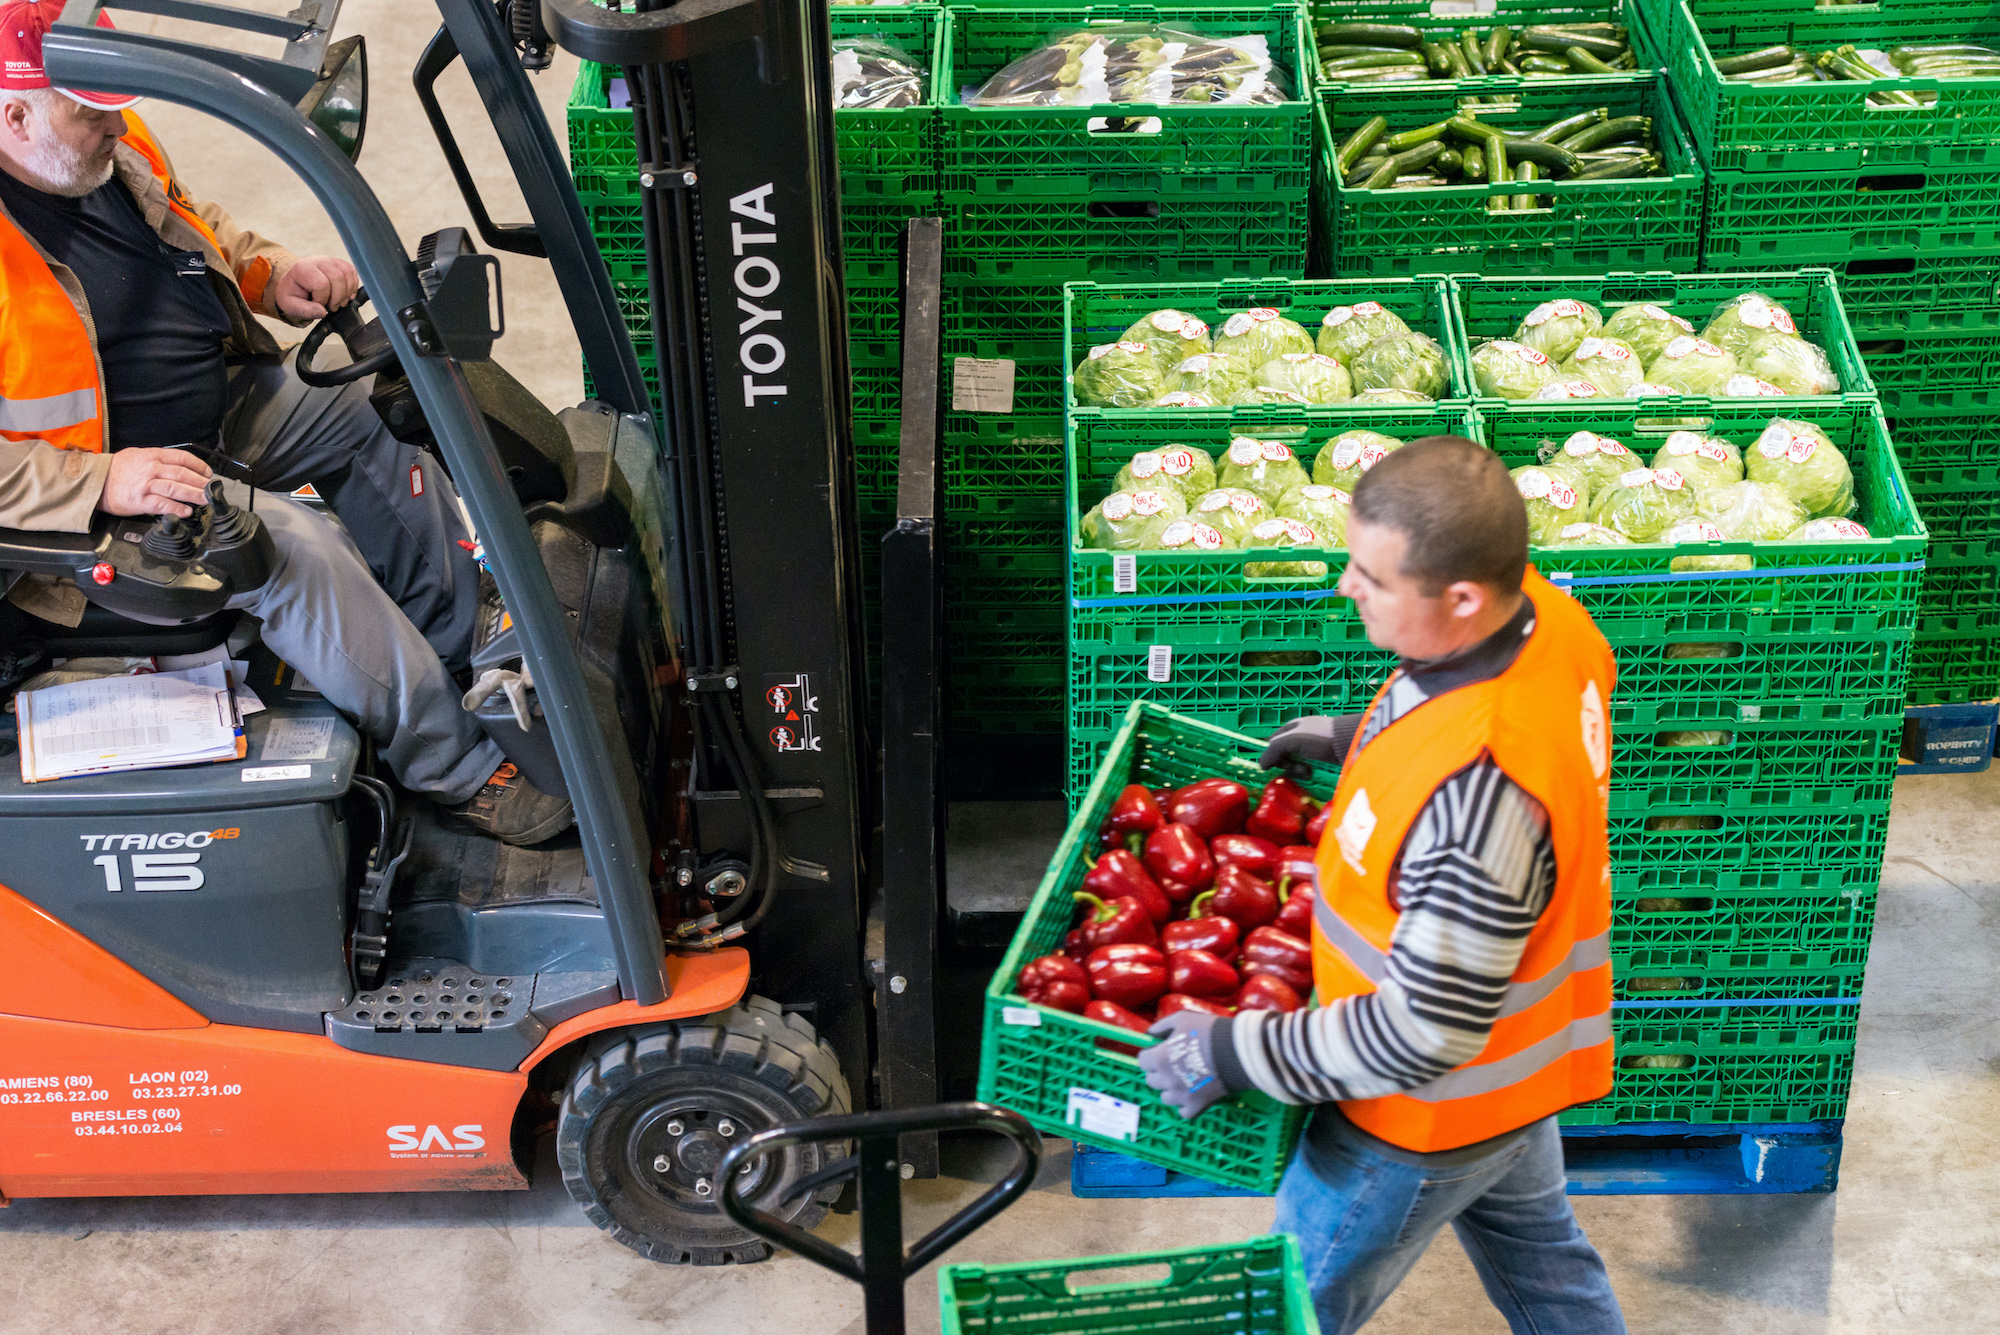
[21,123,114,197]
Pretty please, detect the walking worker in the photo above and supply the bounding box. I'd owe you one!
[1139,435,1627,1334]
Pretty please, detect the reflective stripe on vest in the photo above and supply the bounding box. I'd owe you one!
[0,387,98,434]
[1399,1012,1612,1104]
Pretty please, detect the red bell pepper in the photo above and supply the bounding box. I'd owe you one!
[1274,845,1318,897]
[1209,832,1280,882]
[1197,865,1280,930]
[1241,925,1313,993]
[1015,954,1090,1014]
[1084,849,1173,925]
[1304,799,1333,847]
[1167,947,1239,998]
[1235,973,1305,1013]
[1100,784,1164,853]
[1167,777,1251,840]
[1064,927,1089,962]
[1273,884,1315,940]
[1085,943,1169,1010]
[1074,892,1159,951]
[1246,775,1318,844]
[1143,823,1216,903]
[1085,998,1154,1055]
[1162,911,1240,963]
[1152,786,1180,810]
[1157,993,1234,1019]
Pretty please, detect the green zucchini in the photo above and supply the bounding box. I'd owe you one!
[1462,141,1485,182]
[1566,46,1618,75]
[1361,140,1447,189]
[1317,21,1423,49]
[1421,41,1454,76]
[1560,115,1651,152]
[1495,136,1582,175]
[1569,153,1662,180]
[1322,52,1429,72]
[1335,115,1388,173]
[1529,107,1607,143]
[1440,39,1473,77]
[1461,31,1489,75]
[1522,26,1624,58]
[1511,161,1541,211]
[1385,118,1453,151]
[1715,45,1796,76]
[1345,157,1388,186]
[1518,55,1572,74]
[1486,25,1514,68]
[1343,68,1431,83]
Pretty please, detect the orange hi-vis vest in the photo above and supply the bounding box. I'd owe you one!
[0,114,224,454]
[1311,568,1618,1153]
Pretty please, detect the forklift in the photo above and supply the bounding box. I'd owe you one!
[0,0,950,1266]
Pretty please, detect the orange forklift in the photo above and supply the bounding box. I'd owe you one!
[0,0,920,1264]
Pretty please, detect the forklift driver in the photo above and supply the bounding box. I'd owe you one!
[0,0,569,845]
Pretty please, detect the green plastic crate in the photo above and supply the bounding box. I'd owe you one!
[942,194,1311,283]
[1310,0,1662,92]
[1319,76,1704,278]
[942,412,1068,494]
[1859,329,2000,395]
[1909,468,2000,541]
[1879,402,2000,467]
[1817,255,2000,335]
[979,703,1322,1192]
[1448,268,1876,414]
[1562,1007,1857,1126]
[1607,804,1888,878]
[1703,164,2000,270]
[1666,0,2000,172]
[945,281,1070,365]
[1613,886,1879,959]
[935,4,1316,198]
[1908,629,2000,703]
[939,1235,1320,1335]
[1063,274,1464,420]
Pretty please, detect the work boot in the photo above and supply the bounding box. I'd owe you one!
[445,763,573,846]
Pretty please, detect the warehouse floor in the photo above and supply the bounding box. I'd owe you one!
[5,5,1995,1333]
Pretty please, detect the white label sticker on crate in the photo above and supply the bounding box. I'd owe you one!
[1002,1006,1042,1027]
[1738,704,1763,722]
[1112,553,1139,594]
[952,357,1016,413]
[1430,0,1496,14]
[1066,1088,1141,1141]
[1147,644,1173,683]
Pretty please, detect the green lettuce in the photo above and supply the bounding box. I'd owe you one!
[1278,483,1352,547]
[1151,518,1235,552]
[1591,466,1698,541]
[1350,332,1449,397]
[1550,430,1640,506]
[1316,301,1411,364]
[1513,463,1591,545]
[1513,298,1603,362]
[1603,302,1696,364]
[1560,336,1646,397]
[1121,308,1213,372]
[1115,444,1217,501]
[1651,430,1744,492]
[1169,352,1254,404]
[1242,516,1329,579]
[1786,517,1873,542]
[1646,336,1739,395]
[1220,436,1312,505]
[1471,339,1560,398]
[1081,488,1186,550]
[1702,292,1803,359]
[1664,519,1753,572]
[1213,306,1314,365]
[1074,340,1175,407]
[1695,479,1809,542]
[1189,486,1271,544]
[1552,521,1634,546]
[1312,429,1403,492]
[1737,330,1840,396]
[1254,352,1353,404]
[1746,418,1856,518]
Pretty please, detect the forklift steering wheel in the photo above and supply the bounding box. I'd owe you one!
[294,290,402,388]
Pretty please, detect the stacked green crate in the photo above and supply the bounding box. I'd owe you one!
[934,3,1318,737]
[1675,0,2000,703]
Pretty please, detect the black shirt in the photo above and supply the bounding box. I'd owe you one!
[0,168,231,450]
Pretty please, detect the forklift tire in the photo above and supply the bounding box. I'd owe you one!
[555,995,851,1265]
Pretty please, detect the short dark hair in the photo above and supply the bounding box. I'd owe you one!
[1351,435,1527,594]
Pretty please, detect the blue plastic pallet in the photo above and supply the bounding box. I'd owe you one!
[1071,1120,1843,1197]
[1899,702,1998,774]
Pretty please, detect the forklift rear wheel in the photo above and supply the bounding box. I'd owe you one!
[556,995,851,1264]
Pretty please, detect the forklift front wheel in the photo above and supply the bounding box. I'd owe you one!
[555,995,852,1265]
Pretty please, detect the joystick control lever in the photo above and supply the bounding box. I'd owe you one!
[196,480,276,595]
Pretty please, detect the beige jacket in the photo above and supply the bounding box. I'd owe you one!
[1,127,301,624]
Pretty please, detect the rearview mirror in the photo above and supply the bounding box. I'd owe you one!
[299,35,367,163]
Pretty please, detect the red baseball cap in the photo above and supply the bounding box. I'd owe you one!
[0,1,141,111]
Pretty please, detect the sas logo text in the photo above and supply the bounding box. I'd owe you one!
[387,1124,486,1157]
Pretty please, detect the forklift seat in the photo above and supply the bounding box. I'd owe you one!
[6,599,240,660]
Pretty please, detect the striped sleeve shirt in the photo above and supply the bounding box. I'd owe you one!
[1219,597,1560,1105]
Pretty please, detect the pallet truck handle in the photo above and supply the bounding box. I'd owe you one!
[718,1102,1040,1326]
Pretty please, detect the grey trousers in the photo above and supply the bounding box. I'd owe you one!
[222,354,482,675]
[227,487,502,804]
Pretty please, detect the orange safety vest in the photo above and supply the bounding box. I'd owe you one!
[1311,568,1617,1153]
[0,113,225,454]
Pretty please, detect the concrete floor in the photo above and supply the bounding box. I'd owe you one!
[5,5,1997,1333]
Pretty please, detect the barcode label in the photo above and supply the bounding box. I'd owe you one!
[1112,554,1138,593]
[1147,644,1173,682]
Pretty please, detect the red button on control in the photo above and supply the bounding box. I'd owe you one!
[91,562,114,585]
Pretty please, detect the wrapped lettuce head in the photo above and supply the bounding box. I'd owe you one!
[1513,298,1604,362]
[1213,306,1314,365]
[1278,483,1352,546]
[1665,519,1753,573]
[1533,377,1605,401]
[1220,435,1311,505]
[1190,486,1270,544]
[1787,517,1872,542]
[1471,339,1560,398]
[1737,330,1840,396]
[1228,385,1310,407]
[1561,336,1646,397]
[1591,466,1698,541]
[1152,390,1220,408]
[1170,352,1254,404]
[1694,479,1809,542]
[1747,418,1856,518]
[1702,292,1802,359]
[1721,373,1787,399]
[1121,308,1212,372]
[1646,336,1739,396]
[1603,302,1696,364]
[1316,300,1411,364]
[1151,517,1234,553]
[1115,444,1217,501]
[1651,430,1744,491]
[1512,463,1590,545]
[1074,339,1175,407]
[1080,488,1186,551]
[1554,521,1634,547]
[1352,387,1434,405]
[1313,429,1403,492]
[1253,352,1353,404]
[1350,332,1449,397]
[1549,430,1640,506]
[1242,516,1329,579]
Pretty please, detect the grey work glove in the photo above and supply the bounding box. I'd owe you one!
[463,666,535,731]
[1139,1010,1233,1121]
[1261,713,1356,769]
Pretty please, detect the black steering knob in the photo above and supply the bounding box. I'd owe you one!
[295,288,401,387]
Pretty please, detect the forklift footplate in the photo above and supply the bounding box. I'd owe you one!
[325,957,618,1070]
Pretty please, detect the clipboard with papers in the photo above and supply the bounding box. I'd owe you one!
[15,662,249,783]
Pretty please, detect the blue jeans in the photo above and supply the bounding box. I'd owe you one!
[1274,1111,1625,1335]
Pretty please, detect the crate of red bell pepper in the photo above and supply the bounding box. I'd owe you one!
[978,700,1336,1193]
